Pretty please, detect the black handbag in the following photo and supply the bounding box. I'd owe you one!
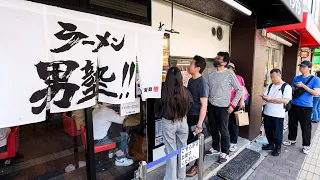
[292,76,314,99]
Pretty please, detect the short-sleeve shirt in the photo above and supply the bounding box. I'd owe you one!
[187,76,209,115]
[230,75,248,104]
[292,75,320,107]
[263,83,292,118]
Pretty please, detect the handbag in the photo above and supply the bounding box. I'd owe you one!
[234,109,249,126]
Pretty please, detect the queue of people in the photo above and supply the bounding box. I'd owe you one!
[157,52,320,179]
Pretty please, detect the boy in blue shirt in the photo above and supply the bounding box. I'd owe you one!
[284,60,320,154]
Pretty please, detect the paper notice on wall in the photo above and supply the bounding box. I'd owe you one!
[155,119,163,146]
[136,30,163,101]
[46,12,98,113]
[181,140,200,168]
[97,23,136,104]
[120,98,140,116]
[0,3,48,128]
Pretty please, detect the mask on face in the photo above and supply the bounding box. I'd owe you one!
[213,59,222,68]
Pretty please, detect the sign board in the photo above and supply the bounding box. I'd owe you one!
[0,1,163,128]
[180,140,200,168]
[120,98,140,116]
[155,136,164,147]
[155,119,163,146]
[281,0,303,22]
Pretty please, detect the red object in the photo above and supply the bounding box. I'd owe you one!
[153,86,159,92]
[266,12,320,48]
[300,51,310,58]
[0,126,20,160]
[62,113,81,136]
[80,125,116,153]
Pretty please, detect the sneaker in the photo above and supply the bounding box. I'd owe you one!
[229,143,238,152]
[219,153,229,163]
[262,144,275,151]
[186,166,198,177]
[302,146,311,154]
[108,150,114,159]
[115,158,133,166]
[206,148,220,156]
[283,140,297,146]
[271,148,281,156]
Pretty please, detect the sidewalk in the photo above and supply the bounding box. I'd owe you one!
[146,137,250,180]
[244,123,319,180]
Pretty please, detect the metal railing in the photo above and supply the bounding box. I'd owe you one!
[136,133,205,180]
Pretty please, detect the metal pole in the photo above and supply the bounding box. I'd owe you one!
[85,107,96,180]
[198,133,205,180]
[139,161,147,180]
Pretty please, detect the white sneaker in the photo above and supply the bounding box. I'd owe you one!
[303,146,311,154]
[206,148,221,156]
[219,153,229,163]
[283,140,297,146]
[229,143,238,152]
[115,158,134,166]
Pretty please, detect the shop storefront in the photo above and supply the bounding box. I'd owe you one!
[146,0,232,166]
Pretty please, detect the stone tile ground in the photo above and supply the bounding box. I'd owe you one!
[297,122,320,180]
[246,123,319,180]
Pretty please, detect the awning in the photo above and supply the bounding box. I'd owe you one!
[266,12,320,48]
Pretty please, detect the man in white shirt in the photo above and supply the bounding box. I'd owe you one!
[0,128,11,152]
[261,69,292,156]
[92,104,133,166]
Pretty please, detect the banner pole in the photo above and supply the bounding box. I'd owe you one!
[198,133,205,180]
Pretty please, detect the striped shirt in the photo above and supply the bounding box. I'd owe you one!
[208,68,243,107]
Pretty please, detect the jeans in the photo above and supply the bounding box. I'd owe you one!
[288,104,312,146]
[162,118,188,180]
[312,97,320,121]
[263,115,284,149]
[229,107,239,144]
[94,132,129,160]
[187,115,204,167]
[0,145,7,153]
[207,103,230,154]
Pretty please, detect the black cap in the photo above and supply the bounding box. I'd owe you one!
[298,60,312,68]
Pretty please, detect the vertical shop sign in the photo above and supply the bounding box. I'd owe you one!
[281,0,303,22]
[155,119,163,146]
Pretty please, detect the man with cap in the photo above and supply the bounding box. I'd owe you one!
[226,62,248,152]
[284,60,320,154]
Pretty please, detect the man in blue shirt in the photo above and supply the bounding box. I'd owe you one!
[284,60,320,154]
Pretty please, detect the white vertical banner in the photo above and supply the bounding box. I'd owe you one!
[46,6,98,112]
[0,1,48,128]
[97,22,136,104]
[136,30,163,100]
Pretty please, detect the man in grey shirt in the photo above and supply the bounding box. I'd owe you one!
[206,52,243,163]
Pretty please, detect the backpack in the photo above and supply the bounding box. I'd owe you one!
[267,83,292,112]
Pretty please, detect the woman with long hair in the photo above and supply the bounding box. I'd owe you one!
[155,67,192,180]
[312,70,320,123]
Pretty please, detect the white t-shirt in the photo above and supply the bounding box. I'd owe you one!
[92,105,125,140]
[0,128,11,147]
[263,83,292,118]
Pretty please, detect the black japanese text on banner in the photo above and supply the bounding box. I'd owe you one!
[0,2,48,128]
[97,23,136,104]
[46,7,98,113]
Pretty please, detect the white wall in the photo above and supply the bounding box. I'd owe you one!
[152,0,230,58]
